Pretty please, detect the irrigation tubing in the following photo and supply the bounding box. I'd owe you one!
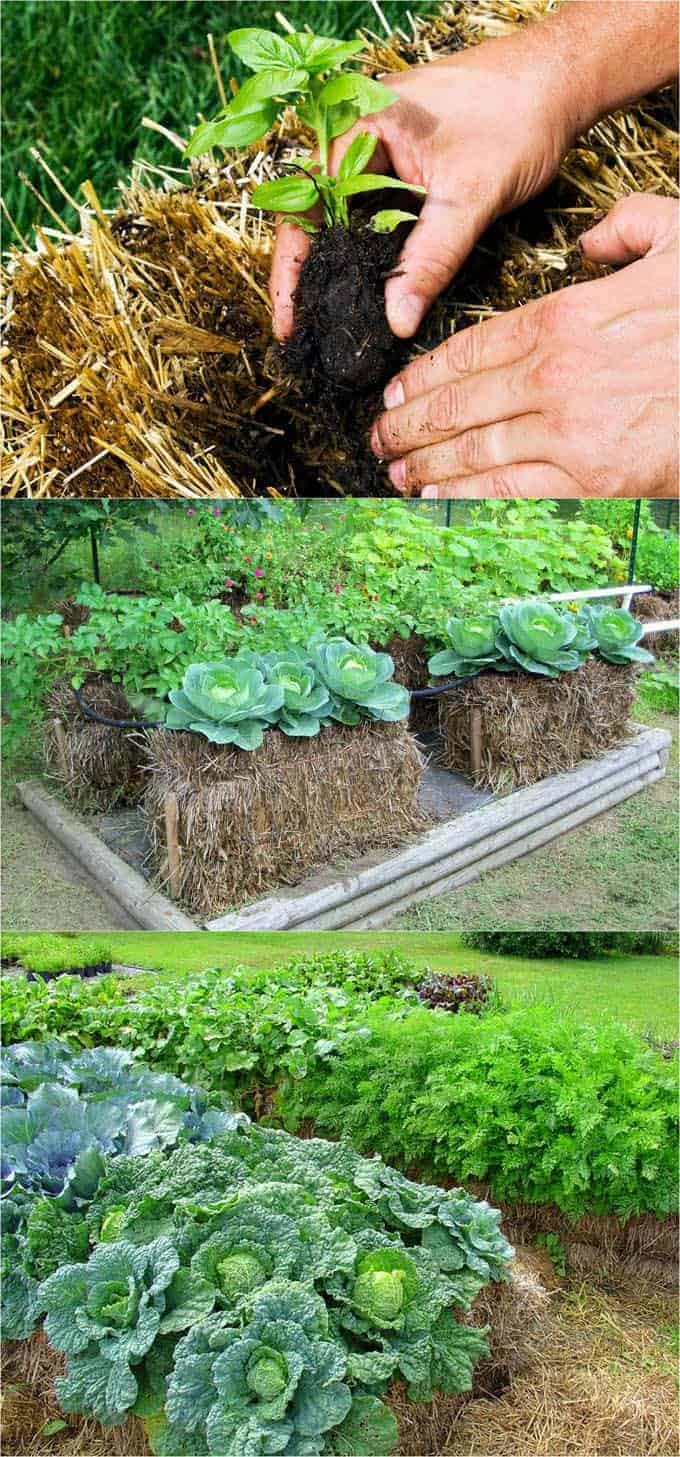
[71,676,479,733]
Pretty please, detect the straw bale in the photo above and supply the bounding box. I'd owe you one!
[2,2,677,497]
[1,1331,148,1455]
[43,676,146,808]
[634,592,679,657]
[142,720,426,914]
[375,632,440,735]
[438,659,637,791]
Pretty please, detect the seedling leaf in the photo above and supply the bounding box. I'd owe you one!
[227,28,301,71]
[370,209,419,232]
[335,173,426,199]
[185,101,277,156]
[252,175,319,213]
[337,131,378,181]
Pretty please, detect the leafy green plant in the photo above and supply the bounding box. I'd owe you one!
[496,602,590,677]
[461,931,671,958]
[239,649,333,736]
[428,616,509,679]
[4,1046,513,1453]
[636,662,679,715]
[278,1004,678,1219]
[312,638,410,723]
[583,606,655,666]
[185,28,424,233]
[164,661,285,749]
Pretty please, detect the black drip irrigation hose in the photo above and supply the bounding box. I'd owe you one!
[71,677,478,733]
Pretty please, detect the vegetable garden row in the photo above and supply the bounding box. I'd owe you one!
[2,947,676,1454]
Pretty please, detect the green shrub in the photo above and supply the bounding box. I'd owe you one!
[636,663,680,715]
[461,931,671,959]
[277,1004,678,1219]
[635,530,679,593]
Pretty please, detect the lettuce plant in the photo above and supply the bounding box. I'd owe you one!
[40,1237,215,1425]
[582,605,655,665]
[165,661,284,748]
[312,638,410,724]
[165,1285,355,1455]
[184,28,424,234]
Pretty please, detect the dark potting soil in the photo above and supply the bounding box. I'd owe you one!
[282,222,406,397]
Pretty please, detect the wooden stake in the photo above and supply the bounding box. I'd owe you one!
[470,708,483,780]
[164,792,181,900]
[51,718,69,780]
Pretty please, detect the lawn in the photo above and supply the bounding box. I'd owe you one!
[24,929,676,1037]
[2,0,421,238]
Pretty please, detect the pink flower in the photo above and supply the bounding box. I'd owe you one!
[225,578,235,587]
[187,508,196,516]
[212,507,222,516]
[256,591,265,601]
[333,583,342,594]
[254,568,264,579]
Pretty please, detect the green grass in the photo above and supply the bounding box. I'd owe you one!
[11,930,675,1037]
[2,0,422,240]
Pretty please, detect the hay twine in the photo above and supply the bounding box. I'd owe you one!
[1,1,677,497]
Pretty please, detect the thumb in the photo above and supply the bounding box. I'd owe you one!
[385,191,490,338]
[579,194,676,265]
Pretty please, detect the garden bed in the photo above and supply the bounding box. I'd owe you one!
[17,723,671,929]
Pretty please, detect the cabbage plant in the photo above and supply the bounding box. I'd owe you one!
[312,638,410,724]
[238,649,333,736]
[165,662,284,748]
[40,1237,215,1425]
[428,614,509,679]
[497,602,587,677]
[583,605,655,665]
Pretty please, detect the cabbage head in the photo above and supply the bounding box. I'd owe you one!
[497,602,585,676]
[312,639,409,724]
[165,662,284,749]
[188,1205,301,1311]
[166,1283,354,1455]
[39,1237,215,1424]
[584,605,655,665]
[428,615,508,679]
[241,650,333,737]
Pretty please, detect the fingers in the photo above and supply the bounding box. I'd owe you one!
[419,463,579,499]
[383,415,549,493]
[269,221,312,341]
[383,297,545,407]
[580,194,678,265]
[372,356,537,462]
[385,192,493,338]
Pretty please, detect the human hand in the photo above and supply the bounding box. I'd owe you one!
[269,26,578,341]
[370,195,679,499]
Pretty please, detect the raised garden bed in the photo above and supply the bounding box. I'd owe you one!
[439,658,637,792]
[142,720,425,915]
[17,722,671,930]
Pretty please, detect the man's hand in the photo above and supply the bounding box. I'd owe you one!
[270,27,577,341]
[370,196,678,499]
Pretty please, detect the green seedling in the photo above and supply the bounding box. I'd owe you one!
[185,27,424,231]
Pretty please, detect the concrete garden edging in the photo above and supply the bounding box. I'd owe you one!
[17,724,670,932]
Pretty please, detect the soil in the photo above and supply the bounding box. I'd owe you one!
[283,221,405,395]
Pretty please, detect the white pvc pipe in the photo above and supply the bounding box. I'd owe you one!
[640,618,680,638]
[502,584,653,605]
